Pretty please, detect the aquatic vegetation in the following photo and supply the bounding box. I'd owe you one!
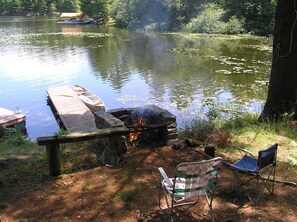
[209,55,246,66]
[0,32,114,45]
[166,32,265,41]
[87,44,105,49]
[251,59,271,66]
[243,44,272,53]
[169,47,200,57]
[215,69,232,75]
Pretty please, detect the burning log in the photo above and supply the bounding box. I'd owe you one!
[128,117,146,142]
[128,120,168,143]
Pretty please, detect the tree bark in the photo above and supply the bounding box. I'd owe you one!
[259,0,297,121]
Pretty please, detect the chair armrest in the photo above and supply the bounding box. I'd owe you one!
[235,146,257,158]
[158,167,173,187]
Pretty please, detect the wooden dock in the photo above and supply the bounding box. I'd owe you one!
[0,107,26,127]
[46,86,97,133]
[40,86,130,176]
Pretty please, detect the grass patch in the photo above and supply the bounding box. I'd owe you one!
[83,181,96,188]
[219,113,259,131]
[180,109,297,166]
[2,155,48,180]
[117,188,139,203]
[288,151,297,166]
[166,32,265,41]
[0,130,42,159]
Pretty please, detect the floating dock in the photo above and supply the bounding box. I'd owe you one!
[0,107,26,127]
[46,86,97,133]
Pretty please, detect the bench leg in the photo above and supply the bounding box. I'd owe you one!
[46,143,63,177]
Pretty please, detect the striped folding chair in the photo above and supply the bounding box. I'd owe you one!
[158,157,223,221]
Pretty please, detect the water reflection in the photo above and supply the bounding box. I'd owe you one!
[0,17,272,139]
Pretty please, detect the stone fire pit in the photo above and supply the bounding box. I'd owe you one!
[93,105,177,166]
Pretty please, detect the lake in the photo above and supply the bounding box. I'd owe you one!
[0,16,272,140]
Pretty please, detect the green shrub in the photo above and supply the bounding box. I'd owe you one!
[54,129,69,136]
[203,98,222,121]
[183,4,226,34]
[118,189,138,203]
[183,4,244,34]
[220,113,259,130]
[225,16,244,34]
[54,129,69,150]
[0,131,39,159]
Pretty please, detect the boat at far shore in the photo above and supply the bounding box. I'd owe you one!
[0,107,27,134]
[73,85,105,112]
[57,12,93,25]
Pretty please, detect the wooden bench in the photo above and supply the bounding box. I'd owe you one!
[37,127,129,177]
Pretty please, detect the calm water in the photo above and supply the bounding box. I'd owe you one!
[0,16,272,140]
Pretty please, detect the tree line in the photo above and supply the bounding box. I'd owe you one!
[0,0,276,35]
[0,0,80,15]
[110,0,276,35]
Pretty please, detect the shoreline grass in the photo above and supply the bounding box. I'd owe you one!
[1,113,296,182]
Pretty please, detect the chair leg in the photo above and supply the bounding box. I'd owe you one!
[159,181,171,214]
[159,183,176,219]
[228,169,278,205]
[159,187,201,221]
[227,170,246,192]
[255,180,267,204]
[205,193,215,222]
[227,171,258,205]
[272,165,276,194]
[159,189,175,221]
[158,182,162,208]
[255,167,276,203]
[261,177,273,194]
[226,175,237,192]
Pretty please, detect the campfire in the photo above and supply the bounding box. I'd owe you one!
[120,107,165,145]
[95,105,177,146]
[129,117,146,142]
[108,105,178,147]
[93,105,178,166]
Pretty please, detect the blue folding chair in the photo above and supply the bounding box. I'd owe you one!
[225,143,278,205]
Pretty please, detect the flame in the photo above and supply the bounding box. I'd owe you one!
[129,117,146,142]
[129,131,141,142]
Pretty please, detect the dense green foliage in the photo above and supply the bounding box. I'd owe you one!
[183,3,244,34]
[0,0,276,34]
[80,0,108,20]
[223,0,277,35]
[110,0,276,34]
[0,0,80,15]
[110,0,206,31]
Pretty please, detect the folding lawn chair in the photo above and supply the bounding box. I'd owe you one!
[158,157,223,221]
[225,143,278,205]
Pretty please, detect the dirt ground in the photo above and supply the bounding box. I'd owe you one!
[0,143,296,222]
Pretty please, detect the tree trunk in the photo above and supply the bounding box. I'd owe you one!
[259,0,297,121]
